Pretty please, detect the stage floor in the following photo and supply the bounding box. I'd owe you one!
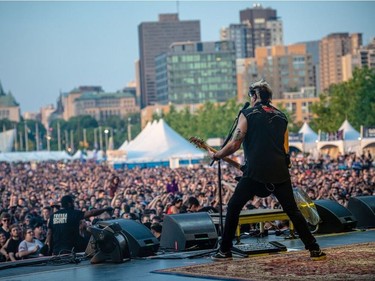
[0,229,374,281]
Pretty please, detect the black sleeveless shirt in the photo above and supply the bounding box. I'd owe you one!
[240,102,290,184]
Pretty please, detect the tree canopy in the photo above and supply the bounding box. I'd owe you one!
[311,67,375,131]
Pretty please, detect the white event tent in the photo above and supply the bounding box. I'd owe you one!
[116,119,205,168]
[0,151,72,162]
[289,122,318,154]
[317,119,361,156]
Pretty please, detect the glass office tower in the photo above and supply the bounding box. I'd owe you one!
[155,41,237,105]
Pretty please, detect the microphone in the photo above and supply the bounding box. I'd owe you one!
[242,102,250,110]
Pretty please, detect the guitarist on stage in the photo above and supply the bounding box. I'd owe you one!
[209,79,326,261]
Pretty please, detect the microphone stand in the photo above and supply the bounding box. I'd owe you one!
[213,105,247,237]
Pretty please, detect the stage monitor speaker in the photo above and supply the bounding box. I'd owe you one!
[314,199,357,234]
[160,212,218,251]
[97,219,160,257]
[87,222,130,264]
[347,196,375,228]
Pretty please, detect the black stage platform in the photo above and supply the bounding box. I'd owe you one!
[0,229,374,281]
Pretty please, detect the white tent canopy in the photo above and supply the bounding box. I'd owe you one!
[289,122,318,154]
[317,119,361,156]
[299,122,318,143]
[72,150,105,161]
[122,119,205,164]
[339,119,360,141]
[0,151,72,162]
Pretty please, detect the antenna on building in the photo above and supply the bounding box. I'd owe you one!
[176,0,179,16]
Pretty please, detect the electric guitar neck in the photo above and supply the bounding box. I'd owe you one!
[189,137,243,170]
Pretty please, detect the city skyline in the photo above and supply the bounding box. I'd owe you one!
[0,1,374,114]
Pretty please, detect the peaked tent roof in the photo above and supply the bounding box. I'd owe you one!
[299,122,318,143]
[118,120,155,151]
[339,120,360,141]
[124,119,205,163]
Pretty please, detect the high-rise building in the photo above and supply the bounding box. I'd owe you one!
[297,40,320,93]
[155,41,237,105]
[319,33,362,92]
[220,24,253,58]
[255,44,315,99]
[138,14,200,108]
[273,87,319,123]
[221,5,283,59]
[236,57,258,102]
[231,4,283,57]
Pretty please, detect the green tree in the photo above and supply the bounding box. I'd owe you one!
[311,67,375,131]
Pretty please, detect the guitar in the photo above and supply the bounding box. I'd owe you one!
[189,137,243,170]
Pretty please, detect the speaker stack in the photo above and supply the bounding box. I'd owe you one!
[160,212,218,251]
[314,199,357,234]
[347,196,375,228]
[96,219,160,258]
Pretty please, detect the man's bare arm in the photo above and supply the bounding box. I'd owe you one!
[210,113,247,160]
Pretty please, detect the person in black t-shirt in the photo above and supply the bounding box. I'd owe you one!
[208,79,326,261]
[0,213,11,240]
[0,224,21,261]
[46,195,112,255]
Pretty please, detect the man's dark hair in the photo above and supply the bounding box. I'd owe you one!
[186,197,199,207]
[150,222,162,233]
[249,79,272,103]
[61,195,74,209]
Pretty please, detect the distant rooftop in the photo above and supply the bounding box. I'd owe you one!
[75,91,135,101]
[0,81,19,107]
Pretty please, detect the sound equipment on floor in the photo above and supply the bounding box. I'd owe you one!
[88,222,131,264]
[96,219,160,258]
[160,212,218,251]
[347,196,375,228]
[314,199,357,234]
[232,241,286,255]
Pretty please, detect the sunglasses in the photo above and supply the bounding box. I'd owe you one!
[248,88,256,97]
[2,219,10,222]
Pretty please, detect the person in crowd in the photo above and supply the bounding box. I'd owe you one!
[18,227,44,259]
[108,175,120,198]
[150,222,162,241]
[166,177,179,194]
[46,195,113,255]
[184,196,218,214]
[0,232,7,262]
[0,224,21,261]
[208,79,326,261]
[166,196,183,214]
[33,222,46,243]
[0,213,11,240]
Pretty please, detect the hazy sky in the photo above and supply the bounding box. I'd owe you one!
[0,1,374,113]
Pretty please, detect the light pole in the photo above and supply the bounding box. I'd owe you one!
[127,117,132,142]
[104,129,109,151]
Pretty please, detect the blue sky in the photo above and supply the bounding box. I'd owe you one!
[0,1,374,113]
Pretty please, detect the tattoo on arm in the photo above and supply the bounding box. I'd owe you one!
[232,128,245,142]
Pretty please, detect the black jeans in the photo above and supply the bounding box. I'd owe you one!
[220,177,320,252]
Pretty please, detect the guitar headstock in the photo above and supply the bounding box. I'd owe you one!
[189,137,206,150]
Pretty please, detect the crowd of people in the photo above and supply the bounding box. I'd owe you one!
[0,150,373,262]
